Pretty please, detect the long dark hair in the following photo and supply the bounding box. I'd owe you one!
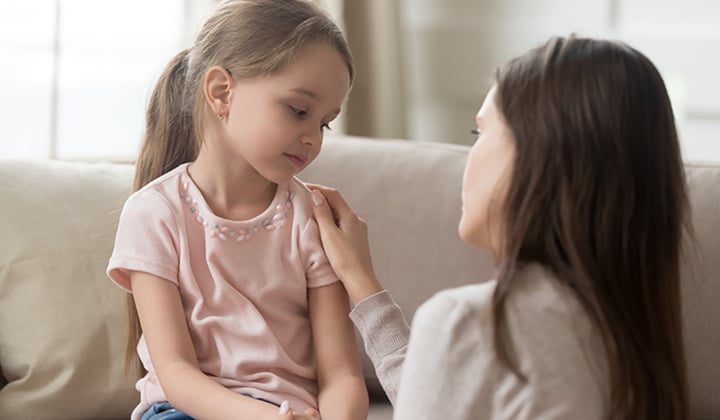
[491,35,689,419]
[125,0,354,376]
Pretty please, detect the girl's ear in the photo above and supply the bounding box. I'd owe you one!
[204,66,233,117]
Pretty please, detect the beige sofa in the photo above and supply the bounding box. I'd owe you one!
[0,135,718,419]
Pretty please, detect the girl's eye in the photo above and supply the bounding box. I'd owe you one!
[289,106,307,117]
[321,123,332,132]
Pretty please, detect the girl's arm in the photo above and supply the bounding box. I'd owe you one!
[307,184,382,304]
[308,282,369,420]
[131,271,305,420]
[308,184,411,405]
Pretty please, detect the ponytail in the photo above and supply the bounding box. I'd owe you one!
[134,48,197,191]
[125,48,198,377]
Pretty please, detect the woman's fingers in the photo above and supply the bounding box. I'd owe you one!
[306,183,356,224]
[307,184,382,304]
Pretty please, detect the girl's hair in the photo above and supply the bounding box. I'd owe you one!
[491,35,689,419]
[125,0,354,375]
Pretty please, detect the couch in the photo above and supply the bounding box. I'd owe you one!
[0,135,718,420]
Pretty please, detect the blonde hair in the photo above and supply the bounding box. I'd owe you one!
[126,0,354,375]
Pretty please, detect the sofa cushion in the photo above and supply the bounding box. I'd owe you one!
[0,160,137,419]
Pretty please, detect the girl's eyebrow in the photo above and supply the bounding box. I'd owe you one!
[290,88,342,115]
[290,88,317,99]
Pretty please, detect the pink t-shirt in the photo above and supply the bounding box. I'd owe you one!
[107,163,337,419]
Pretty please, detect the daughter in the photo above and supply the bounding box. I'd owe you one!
[107,1,367,419]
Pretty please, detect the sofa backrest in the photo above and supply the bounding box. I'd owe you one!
[681,162,720,419]
[0,159,137,419]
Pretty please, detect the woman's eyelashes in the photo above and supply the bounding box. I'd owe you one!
[471,128,482,136]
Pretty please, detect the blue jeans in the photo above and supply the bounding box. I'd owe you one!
[141,396,280,419]
[141,402,194,420]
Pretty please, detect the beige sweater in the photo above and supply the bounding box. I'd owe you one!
[349,264,609,419]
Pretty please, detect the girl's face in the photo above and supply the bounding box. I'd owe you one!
[459,86,516,252]
[219,42,351,184]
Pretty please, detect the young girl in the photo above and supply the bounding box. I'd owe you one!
[310,35,690,419]
[107,1,367,419]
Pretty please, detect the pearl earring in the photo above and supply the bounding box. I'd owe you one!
[216,110,224,120]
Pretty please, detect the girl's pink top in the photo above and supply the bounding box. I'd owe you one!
[107,163,337,419]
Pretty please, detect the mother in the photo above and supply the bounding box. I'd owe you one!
[310,35,689,420]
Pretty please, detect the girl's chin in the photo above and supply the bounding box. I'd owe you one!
[458,221,491,250]
[457,220,474,245]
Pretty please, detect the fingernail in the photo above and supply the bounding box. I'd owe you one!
[279,400,290,414]
[311,190,324,206]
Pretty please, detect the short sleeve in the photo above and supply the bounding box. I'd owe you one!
[107,190,180,291]
[299,217,338,288]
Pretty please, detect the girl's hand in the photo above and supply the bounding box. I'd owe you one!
[293,407,321,419]
[278,400,320,420]
[308,184,383,305]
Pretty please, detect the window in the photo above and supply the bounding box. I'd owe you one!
[0,0,214,161]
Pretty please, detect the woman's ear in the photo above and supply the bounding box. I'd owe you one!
[204,66,233,118]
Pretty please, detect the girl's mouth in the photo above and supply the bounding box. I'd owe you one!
[284,153,308,166]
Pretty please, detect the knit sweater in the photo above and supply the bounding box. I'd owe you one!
[349,264,609,419]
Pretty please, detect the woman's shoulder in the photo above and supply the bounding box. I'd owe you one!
[417,264,586,331]
[508,263,586,323]
[413,281,497,342]
[422,281,497,315]
[500,264,609,417]
[508,263,607,376]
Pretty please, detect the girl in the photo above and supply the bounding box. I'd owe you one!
[310,35,690,419]
[107,1,367,419]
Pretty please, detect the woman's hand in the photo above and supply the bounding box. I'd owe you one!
[308,184,383,305]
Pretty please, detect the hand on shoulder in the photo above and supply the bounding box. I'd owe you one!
[307,183,383,304]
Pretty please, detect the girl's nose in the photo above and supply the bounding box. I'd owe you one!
[300,129,322,147]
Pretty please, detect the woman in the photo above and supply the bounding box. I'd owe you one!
[309,35,690,419]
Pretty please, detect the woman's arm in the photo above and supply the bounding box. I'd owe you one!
[131,271,307,420]
[308,184,412,404]
[348,290,409,405]
[308,282,368,420]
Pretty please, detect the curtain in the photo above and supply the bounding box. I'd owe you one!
[322,0,407,140]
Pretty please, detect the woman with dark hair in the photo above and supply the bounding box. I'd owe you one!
[310,35,689,419]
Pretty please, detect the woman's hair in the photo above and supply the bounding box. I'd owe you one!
[125,0,354,375]
[491,35,689,419]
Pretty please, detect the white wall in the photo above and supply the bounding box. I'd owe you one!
[397,0,720,161]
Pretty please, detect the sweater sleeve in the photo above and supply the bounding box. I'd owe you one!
[349,290,410,405]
